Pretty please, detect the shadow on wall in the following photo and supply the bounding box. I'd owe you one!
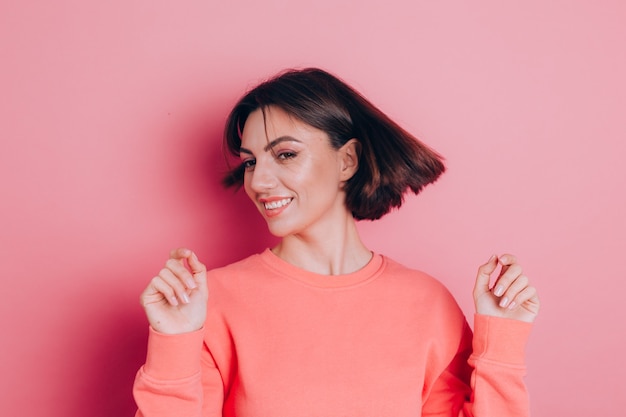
[75,301,148,417]
[72,103,274,416]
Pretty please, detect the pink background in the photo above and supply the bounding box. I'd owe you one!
[1,1,625,416]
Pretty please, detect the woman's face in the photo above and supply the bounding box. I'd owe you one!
[240,106,355,238]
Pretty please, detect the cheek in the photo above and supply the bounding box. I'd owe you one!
[242,174,254,199]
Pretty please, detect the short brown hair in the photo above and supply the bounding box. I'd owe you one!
[222,68,445,220]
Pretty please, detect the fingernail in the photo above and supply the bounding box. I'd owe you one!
[499,296,509,307]
[170,296,179,306]
[182,293,190,304]
[186,279,197,289]
[508,301,517,310]
[494,285,504,296]
[488,254,497,262]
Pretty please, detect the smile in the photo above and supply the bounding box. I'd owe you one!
[263,198,292,210]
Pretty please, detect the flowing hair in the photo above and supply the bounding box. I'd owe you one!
[222,68,445,220]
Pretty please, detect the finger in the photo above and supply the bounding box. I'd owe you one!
[497,274,529,308]
[474,254,499,294]
[492,263,523,297]
[498,254,518,266]
[157,267,191,304]
[165,258,197,289]
[169,247,192,260]
[187,251,206,275]
[507,286,540,313]
[187,251,208,290]
[142,276,180,307]
[497,253,518,275]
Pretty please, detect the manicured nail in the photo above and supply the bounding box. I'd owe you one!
[488,254,497,262]
[170,296,179,306]
[182,293,190,304]
[186,278,197,289]
[494,285,504,296]
[508,301,517,310]
[499,296,509,308]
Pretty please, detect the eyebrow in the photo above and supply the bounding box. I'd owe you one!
[239,136,302,155]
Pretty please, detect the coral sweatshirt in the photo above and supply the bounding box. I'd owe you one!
[134,249,533,416]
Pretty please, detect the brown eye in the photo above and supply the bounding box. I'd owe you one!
[277,151,297,160]
[242,159,256,171]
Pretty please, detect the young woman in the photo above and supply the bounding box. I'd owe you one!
[133,68,540,417]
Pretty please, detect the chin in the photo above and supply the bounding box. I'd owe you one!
[264,219,300,239]
[265,226,291,239]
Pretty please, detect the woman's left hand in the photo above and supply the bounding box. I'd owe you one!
[473,254,540,323]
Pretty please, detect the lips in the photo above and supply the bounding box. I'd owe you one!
[260,197,293,217]
[263,198,292,210]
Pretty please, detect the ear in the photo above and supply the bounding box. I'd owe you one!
[339,139,361,181]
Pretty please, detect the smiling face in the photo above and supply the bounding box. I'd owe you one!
[240,106,358,239]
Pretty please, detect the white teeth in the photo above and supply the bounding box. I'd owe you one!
[264,198,292,210]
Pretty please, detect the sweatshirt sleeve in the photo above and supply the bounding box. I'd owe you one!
[422,314,533,417]
[461,314,533,416]
[132,327,225,417]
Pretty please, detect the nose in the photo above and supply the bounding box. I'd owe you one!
[246,159,278,193]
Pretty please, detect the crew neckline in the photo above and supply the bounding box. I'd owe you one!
[259,248,385,289]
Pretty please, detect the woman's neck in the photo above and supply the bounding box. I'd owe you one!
[271,218,372,276]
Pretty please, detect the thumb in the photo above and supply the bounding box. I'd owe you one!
[188,251,208,291]
[474,254,498,295]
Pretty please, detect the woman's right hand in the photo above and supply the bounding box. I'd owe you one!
[140,248,209,334]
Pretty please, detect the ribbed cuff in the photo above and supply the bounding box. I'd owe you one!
[143,326,205,379]
[472,314,533,365]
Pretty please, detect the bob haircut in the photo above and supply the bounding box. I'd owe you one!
[222,68,445,220]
